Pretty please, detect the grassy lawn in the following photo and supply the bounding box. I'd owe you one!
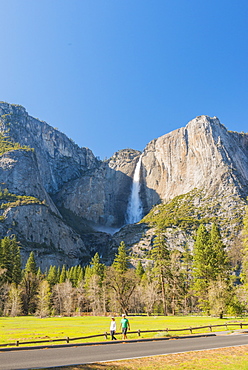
[0,315,248,346]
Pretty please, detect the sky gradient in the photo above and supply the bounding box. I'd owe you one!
[1,0,247,159]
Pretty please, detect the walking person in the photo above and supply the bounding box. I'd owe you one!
[120,314,130,340]
[110,317,117,340]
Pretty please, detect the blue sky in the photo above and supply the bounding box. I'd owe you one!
[0,0,247,159]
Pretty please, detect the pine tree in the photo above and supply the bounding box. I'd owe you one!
[113,241,130,273]
[0,237,22,285]
[59,265,67,284]
[67,266,79,287]
[56,267,61,282]
[21,251,38,314]
[47,266,58,288]
[76,265,84,286]
[136,260,145,279]
[72,266,79,287]
[107,242,137,314]
[10,237,22,286]
[37,267,42,281]
[24,251,37,275]
[90,253,104,278]
[193,223,230,314]
[193,224,211,279]
[84,254,104,290]
[83,265,91,283]
[0,237,12,283]
[151,232,171,315]
[210,223,229,278]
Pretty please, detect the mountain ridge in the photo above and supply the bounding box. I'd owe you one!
[0,102,247,268]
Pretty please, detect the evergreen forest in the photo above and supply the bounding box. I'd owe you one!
[1,204,248,318]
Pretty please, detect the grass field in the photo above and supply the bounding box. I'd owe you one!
[2,316,248,370]
[1,315,248,346]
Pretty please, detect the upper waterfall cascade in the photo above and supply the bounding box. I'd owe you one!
[126,156,143,224]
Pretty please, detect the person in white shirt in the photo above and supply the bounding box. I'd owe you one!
[110,317,117,340]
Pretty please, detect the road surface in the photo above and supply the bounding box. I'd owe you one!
[1,333,248,370]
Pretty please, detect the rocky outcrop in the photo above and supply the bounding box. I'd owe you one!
[0,203,90,270]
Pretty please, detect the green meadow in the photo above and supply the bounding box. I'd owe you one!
[1,315,247,347]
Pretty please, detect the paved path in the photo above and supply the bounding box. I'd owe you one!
[1,333,248,370]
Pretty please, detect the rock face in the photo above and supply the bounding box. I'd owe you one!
[0,103,98,194]
[54,149,141,227]
[141,116,248,209]
[0,204,89,268]
[0,149,58,214]
[0,102,248,269]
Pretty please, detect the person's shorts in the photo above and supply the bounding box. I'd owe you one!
[122,327,127,335]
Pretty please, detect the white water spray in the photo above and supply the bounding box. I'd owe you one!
[126,156,143,224]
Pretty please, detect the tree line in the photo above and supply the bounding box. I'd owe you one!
[1,213,248,318]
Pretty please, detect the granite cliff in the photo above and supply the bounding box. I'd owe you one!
[141,116,248,204]
[0,102,247,269]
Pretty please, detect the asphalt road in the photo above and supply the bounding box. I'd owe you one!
[1,333,248,370]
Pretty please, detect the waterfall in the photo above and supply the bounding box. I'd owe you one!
[126,155,143,224]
